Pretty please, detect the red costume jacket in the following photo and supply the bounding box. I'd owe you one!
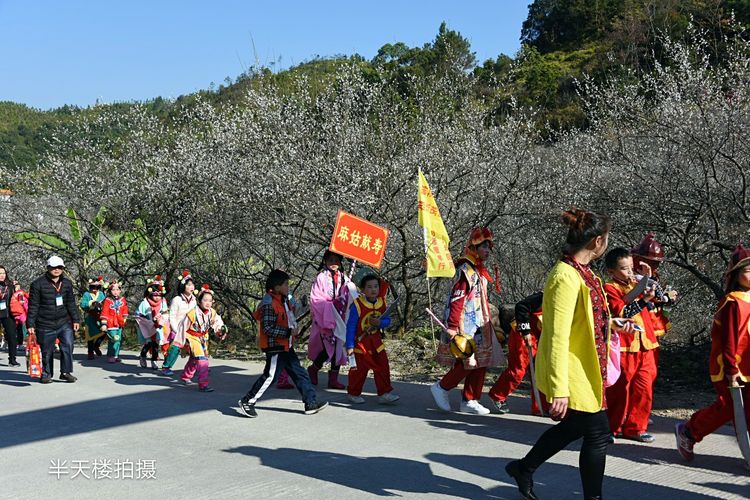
[709,291,750,383]
[100,297,129,329]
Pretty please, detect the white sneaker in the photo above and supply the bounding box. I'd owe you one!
[347,394,366,404]
[430,381,451,412]
[150,361,159,370]
[378,392,400,404]
[460,399,491,415]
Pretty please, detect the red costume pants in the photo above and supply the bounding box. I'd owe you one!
[488,333,548,414]
[347,347,393,396]
[440,360,486,401]
[687,381,750,442]
[606,348,657,436]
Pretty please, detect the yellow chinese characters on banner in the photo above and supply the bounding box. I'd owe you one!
[329,210,390,269]
[418,171,455,278]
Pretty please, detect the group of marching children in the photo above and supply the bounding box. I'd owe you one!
[74,271,229,392]
[427,226,749,465]
[237,250,400,417]
[428,229,681,444]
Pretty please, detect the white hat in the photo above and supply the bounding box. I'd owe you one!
[47,256,65,268]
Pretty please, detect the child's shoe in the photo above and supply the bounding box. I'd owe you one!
[238,398,257,418]
[161,368,174,376]
[199,386,214,392]
[430,381,451,412]
[107,356,117,363]
[150,360,159,370]
[460,399,490,415]
[378,392,400,404]
[180,379,194,387]
[139,356,147,368]
[675,422,695,461]
[347,394,365,404]
[304,401,329,415]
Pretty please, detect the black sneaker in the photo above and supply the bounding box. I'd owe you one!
[59,373,77,383]
[238,399,258,418]
[304,401,329,415]
[40,377,52,384]
[9,360,20,367]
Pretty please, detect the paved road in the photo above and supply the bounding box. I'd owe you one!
[0,350,748,499]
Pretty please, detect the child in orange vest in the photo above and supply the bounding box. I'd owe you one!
[676,245,750,462]
[238,270,328,418]
[604,247,660,443]
[345,274,399,404]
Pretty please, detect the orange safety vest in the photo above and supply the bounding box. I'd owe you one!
[254,293,290,352]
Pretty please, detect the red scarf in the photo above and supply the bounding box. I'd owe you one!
[146,296,163,320]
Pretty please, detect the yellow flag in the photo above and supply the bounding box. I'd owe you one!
[418,170,455,278]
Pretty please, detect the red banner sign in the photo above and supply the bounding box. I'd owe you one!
[329,210,390,269]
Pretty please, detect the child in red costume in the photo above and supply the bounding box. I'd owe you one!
[604,247,660,443]
[430,227,504,415]
[488,292,548,415]
[345,274,399,405]
[675,245,750,462]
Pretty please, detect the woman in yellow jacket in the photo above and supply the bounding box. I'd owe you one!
[505,208,636,500]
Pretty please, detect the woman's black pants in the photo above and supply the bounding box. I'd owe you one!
[520,409,610,498]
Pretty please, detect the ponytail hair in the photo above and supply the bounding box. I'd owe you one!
[561,208,612,255]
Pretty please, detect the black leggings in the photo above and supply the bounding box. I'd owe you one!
[1,317,18,363]
[313,347,339,371]
[520,409,610,498]
[140,340,159,361]
[87,336,104,352]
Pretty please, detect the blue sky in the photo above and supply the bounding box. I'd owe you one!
[0,1,531,110]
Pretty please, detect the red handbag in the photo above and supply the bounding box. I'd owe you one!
[26,337,42,379]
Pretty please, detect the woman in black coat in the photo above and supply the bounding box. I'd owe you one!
[0,266,20,366]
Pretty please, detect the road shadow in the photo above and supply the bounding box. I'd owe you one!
[223,444,515,498]
[428,452,726,499]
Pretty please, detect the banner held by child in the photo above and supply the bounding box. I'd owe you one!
[329,210,390,269]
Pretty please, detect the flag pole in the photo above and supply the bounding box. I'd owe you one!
[419,168,438,352]
[423,227,437,351]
